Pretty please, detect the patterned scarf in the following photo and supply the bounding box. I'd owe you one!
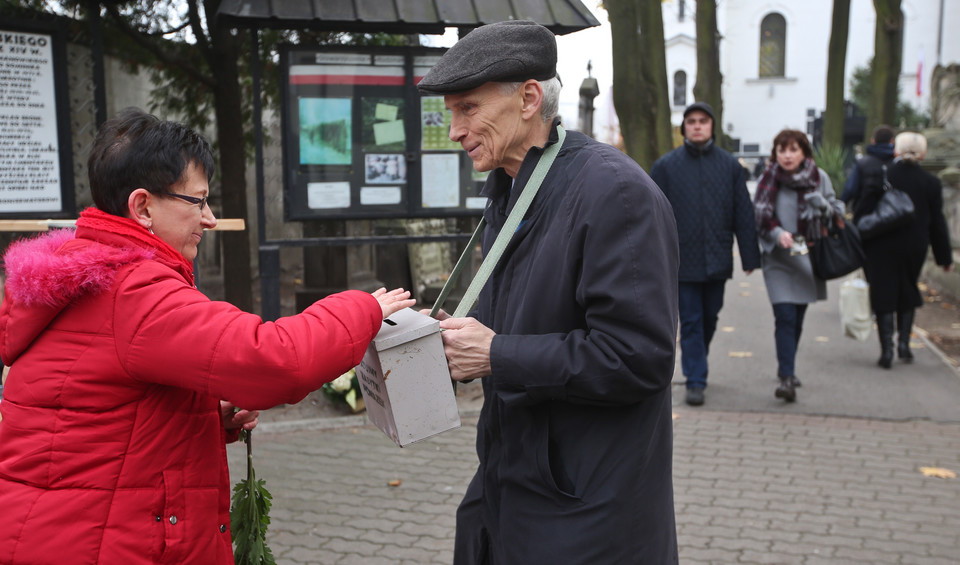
[753,158,822,241]
[74,207,195,286]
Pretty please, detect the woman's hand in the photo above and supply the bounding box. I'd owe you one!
[778,231,795,249]
[372,287,417,319]
[220,400,259,432]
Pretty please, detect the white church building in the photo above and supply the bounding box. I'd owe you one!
[661,0,959,156]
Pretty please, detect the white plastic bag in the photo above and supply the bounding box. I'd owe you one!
[839,273,872,342]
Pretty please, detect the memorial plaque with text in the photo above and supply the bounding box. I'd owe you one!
[0,21,74,218]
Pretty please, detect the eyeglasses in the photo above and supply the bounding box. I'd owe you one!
[161,191,208,210]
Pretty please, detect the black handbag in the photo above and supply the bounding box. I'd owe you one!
[855,164,916,240]
[810,214,866,280]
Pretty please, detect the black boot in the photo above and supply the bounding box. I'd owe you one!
[897,309,915,363]
[877,313,895,369]
[775,376,796,402]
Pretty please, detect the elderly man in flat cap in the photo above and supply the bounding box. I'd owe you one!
[418,20,679,565]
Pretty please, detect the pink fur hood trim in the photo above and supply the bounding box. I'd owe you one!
[3,229,154,308]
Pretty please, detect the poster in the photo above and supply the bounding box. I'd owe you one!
[421,153,459,208]
[364,154,407,184]
[361,186,402,205]
[0,29,62,213]
[299,98,352,165]
[307,181,351,209]
[420,97,461,151]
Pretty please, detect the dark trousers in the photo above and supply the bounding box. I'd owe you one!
[772,303,808,378]
[678,280,726,389]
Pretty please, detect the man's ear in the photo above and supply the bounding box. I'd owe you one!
[128,189,154,230]
[519,79,544,120]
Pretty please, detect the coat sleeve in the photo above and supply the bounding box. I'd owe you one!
[112,264,383,410]
[649,157,668,196]
[927,176,953,267]
[733,163,762,270]
[490,155,679,406]
[841,163,861,203]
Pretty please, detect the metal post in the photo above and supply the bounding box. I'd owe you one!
[260,245,281,321]
[87,0,107,127]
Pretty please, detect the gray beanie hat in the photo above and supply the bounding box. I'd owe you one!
[417,21,558,95]
[680,102,716,137]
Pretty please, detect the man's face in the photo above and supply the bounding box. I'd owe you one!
[683,110,713,145]
[445,82,526,174]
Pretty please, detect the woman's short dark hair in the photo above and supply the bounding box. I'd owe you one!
[769,129,813,163]
[87,108,215,216]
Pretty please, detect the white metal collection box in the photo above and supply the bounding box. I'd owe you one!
[355,308,461,447]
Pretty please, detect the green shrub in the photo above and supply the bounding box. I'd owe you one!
[814,143,850,197]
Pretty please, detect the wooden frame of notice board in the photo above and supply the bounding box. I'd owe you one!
[280,45,487,221]
[0,18,75,219]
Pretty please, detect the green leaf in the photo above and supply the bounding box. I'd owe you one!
[230,432,277,565]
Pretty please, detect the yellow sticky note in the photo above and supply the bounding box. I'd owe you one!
[375,103,398,121]
[374,120,405,145]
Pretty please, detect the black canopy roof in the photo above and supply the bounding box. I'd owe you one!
[215,0,601,36]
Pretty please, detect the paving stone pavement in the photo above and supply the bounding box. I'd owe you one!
[227,408,960,564]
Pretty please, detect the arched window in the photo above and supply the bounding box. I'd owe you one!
[673,70,687,107]
[759,13,786,78]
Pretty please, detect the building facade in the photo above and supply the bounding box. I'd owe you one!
[662,0,960,156]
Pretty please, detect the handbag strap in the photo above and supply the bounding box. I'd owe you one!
[430,125,566,318]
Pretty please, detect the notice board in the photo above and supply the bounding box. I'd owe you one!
[0,19,74,218]
[281,45,487,220]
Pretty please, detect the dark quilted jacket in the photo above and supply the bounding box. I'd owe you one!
[651,141,761,281]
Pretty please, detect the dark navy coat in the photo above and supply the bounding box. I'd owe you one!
[454,123,680,564]
[650,141,761,281]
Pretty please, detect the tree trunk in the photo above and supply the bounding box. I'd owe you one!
[693,0,725,146]
[823,0,851,149]
[867,0,903,141]
[608,0,672,170]
[209,20,254,312]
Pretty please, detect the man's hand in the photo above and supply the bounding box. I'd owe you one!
[220,400,259,432]
[438,317,495,381]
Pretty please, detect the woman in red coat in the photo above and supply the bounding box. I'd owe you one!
[0,108,414,564]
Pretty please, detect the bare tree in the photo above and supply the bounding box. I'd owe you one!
[693,0,725,146]
[867,0,904,141]
[607,0,673,170]
[823,0,852,149]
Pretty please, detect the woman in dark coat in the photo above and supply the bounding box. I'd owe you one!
[856,132,953,368]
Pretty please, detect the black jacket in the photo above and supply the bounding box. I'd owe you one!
[650,140,761,281]
[843,143,895,211]
[455,122,680,564]
[860,159,952,312]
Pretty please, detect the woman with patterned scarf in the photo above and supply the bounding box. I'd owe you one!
[753,129,844,402]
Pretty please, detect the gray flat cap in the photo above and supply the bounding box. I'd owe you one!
[417,20,557,95]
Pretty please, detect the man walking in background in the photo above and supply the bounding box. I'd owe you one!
[651,102,761,406]
[841,124,895,208]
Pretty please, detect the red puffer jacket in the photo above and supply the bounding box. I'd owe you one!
[0,228,382,564]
